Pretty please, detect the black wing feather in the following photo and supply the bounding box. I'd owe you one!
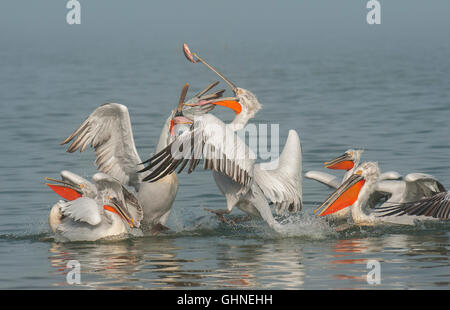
[376,192,450,220]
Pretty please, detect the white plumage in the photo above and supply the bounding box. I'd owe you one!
[58,83,224,233]
[316,162,448,226]
[49,172,143,242]
[59,197,102,226]
[141,113,303,231]
[177,45,303,223]
[307,149,402,219]
[253,130,302,214]
[61,103,144,191]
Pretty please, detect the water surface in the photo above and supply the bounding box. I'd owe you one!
[0,0,449,289]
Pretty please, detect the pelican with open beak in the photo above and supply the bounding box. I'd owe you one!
[168,82,240,135]
[47,171,143,241]
[183,43,261,131]
[140,82,303,231]
[305,148,404,221]
[306,149,402,189]
[314,167,368,218]
[314,162,449,226]
[58,79,228,235]
[170,45,303,221]
[324,149,363,172]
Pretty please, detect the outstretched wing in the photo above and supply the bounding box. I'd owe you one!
[375,191,450,220]
[379,171,402,181]
[402,173,446,202]
[92,173,143,227]
[140,114,255,187]
[254,130,303,213]
[304,171,340,189]
[61,103,143,191]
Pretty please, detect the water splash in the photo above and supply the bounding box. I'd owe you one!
[270,212,337,240]
[164,208,337,240]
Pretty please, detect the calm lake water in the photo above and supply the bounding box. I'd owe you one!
[0,1,449,289]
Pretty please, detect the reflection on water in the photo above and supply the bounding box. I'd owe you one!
[1,1,449,289]
[321,232,450,289]
[45,228,449,289]
[49,238,179,289]
[47,236,307,289]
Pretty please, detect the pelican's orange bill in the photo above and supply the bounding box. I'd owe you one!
[325,160,355,170]
[314,174,365,217]
[212,100,241,114]
[324,153,355,171]
[104,205,120,216]
[46,183,82,201]
[319,180,365,216]
[169,119,175,136]
[103,205,134,228]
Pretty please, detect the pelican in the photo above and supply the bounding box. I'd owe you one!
[59,82,227,233]
[46,170,143,241]
[305,149,401,189]
[139,82,302,232]
[306,149,402,220]
[183,43,261,131]
[179,44,303,221]
[314,162,448,226]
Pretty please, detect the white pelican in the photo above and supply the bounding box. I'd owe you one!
[314,162,448,226]
[46,170,143,241]
[59,82,227,234]
[306,149,402,220]
[139,82,302,232]
[183,43,262,131]
[180,44,303,221]
[305,149,401,189]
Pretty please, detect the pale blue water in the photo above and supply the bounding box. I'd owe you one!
[0,0,449,289]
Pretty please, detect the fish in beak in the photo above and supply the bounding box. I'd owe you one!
[104,197,137,228]
[182,43,242,115]
[314,171,365,217]
[324,152,355,170]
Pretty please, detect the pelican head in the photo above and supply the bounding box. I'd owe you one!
[182,43,261,130]
[230,87,261,131]
[169,82,242,136]
[314,162,379,217]
[104,194,138,228]
[324,149,364,171]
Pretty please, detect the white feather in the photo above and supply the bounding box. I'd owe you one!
[254,130,303,213]
[59,197,102,226]
[61,103,143,191]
